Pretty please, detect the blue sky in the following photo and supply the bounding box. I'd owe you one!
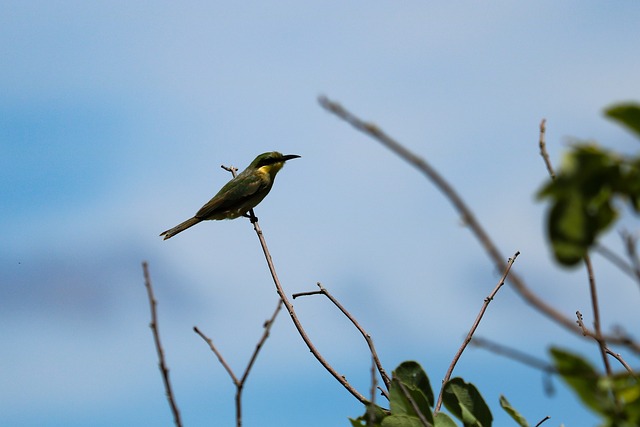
[2,2,640,426]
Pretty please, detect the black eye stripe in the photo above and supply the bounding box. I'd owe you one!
[259,158,279,167]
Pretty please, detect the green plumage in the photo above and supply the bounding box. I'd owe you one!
[160,151,300,240]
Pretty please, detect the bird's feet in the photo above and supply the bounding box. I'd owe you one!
[243,212,259,223]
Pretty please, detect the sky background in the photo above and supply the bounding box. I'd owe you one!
[2,2,640,426]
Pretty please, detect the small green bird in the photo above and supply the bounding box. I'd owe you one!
[160,151,300,240]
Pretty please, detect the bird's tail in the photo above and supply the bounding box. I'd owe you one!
[160,217,202,240]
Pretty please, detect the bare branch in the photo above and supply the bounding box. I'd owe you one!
[142,262,183,427]
[604,348,637,377]
[194,299,282,427]
[193,326,240,385]
[621,230,640,286]
[368,357,378,426]
[593,243,640,283]
[294,282,391,392]
[576,312,636,377]
[319,95,640,354]
[241,300,283,385]
[470,337,555,374]
[434,252,520,412]
[583,256,613,376]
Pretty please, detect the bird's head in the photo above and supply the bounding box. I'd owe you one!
[250,151,301,178]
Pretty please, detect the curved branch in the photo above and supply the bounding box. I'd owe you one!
[318,95,639,354]
[293,282,391,392]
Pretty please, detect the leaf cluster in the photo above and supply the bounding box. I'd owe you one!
[551,348,640,427]
[538,103,640,265]
[350,361,494,427]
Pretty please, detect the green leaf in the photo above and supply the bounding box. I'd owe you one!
[605,373,640,425]
[350,404,388,427]
[549,348,610,415]
[552,348,640,425]
[381,414,427,427]
[394,361,435,407]
[388,362,435,425]
[434,412,458,427]
[620,158,640,212]
[499,395,529,427]
[389,379,434,425]
[546,193,590,264]
[442,378,492,427]
[605,103,640,138]
[538,144,622,266]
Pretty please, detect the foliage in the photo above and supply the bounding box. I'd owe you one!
[538,103,640,266]
[551,348,640,427]
[350,102,640,427]
[350,362,496,427]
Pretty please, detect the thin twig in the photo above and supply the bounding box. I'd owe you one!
[395,379,433,427]
[621,230,640,286]
[240,300,283,385]
[293,282,391,392]
[434,251,520,412]
[583,256,613,376]
[534,415,551,427]
[470,337,555,374]
[220,163,368,404]
[193,326,239,384]
[368,356,377,426]
[538,119,555,179]
[604,348,637,377]
[318,95,640,354]
[593,243,640,283]
[576,312,636,377]
[142,262,183,427]
[194,300,282,427]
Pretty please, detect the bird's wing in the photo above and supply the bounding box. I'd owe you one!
[195,172,268,219]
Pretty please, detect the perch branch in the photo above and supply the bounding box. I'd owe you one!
[221,163,369,404]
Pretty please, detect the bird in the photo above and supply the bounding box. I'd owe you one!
[160,151,300,240]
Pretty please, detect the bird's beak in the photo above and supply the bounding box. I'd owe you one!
[282,154,301,162]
